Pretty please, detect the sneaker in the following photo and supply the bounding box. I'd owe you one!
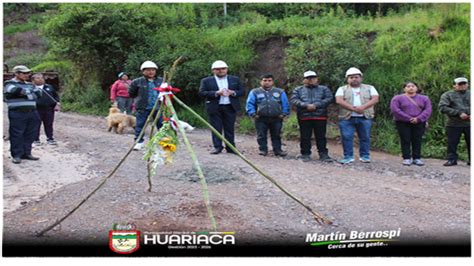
[300,155,311,162]
[319,153,334,162]
[133,142,145,150]
[338,157,354,164]
[413,159,424,166]
[359,156,371,163]
[402,159,413,166]
[33,141,42,146]
[47,139,57,145]
[258,150,268,156]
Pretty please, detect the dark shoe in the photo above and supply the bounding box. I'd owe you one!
[274,150,287,157]
[226,149,237,154]
[12,157,21,164]
[319,153,334,162]
[258,150,268,156]
[210,148,223,155]
[21,154,39,160]
[467,161,470,166]
[300,155,311,162]
[443,160,457,167]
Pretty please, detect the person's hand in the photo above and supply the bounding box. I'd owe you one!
[307,104,316,111]
[216,89,227,96]
[460,113,469,120]
[409,117,418,124]
[54,103,61,112]
[353,106,365,114]
[252,114,259,120]
[227,89,236,96]
[279,115,285,119]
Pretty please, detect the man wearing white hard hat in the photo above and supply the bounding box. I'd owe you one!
[198,60,244,154]
[128,60,163,150]
[3,65,42,163]
[290,70,334,162]
[439,77,470,166]
[335,67,379,164]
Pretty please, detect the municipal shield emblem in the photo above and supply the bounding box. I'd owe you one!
[109,230,140,254]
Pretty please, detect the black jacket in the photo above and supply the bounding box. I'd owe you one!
[198,75,244,114]
[36,84,60,108]
[290,84,334,118]
[128,76,163,111]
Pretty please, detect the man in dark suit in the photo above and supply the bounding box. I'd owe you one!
[199,60,244,154]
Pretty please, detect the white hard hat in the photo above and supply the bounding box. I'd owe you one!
[211,60,228,69]
[303,71,318,78]
[454,77,468,84]
[345,67,363,77]
[140,60,158,70]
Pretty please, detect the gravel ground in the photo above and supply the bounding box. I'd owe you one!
[2,111,470,247]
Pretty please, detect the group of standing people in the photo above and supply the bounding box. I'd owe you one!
[199,60,469,167]
[4,61,469,168]
[244,66,380,164]
[4,65,60,164]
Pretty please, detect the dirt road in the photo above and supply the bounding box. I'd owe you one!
[2,111,470,247]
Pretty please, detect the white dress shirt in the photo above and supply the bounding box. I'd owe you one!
[214,75,230,105]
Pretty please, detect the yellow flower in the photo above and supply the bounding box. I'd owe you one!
[160,142,177,152]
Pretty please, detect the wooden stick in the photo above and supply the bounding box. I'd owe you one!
[164,95,218,231]
[36,101,164,236]
[173,95,332,225]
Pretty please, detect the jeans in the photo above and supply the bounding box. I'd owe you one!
[298,119,328,156]
[255,116,283,152]
[338,117,372,159]
[135,109,163,143]
[446,126,470,161]
[395,121,426,160]
[8,110,40,157]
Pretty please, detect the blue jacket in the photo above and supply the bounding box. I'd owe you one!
[246,87,290,117]
[198,75,244,114]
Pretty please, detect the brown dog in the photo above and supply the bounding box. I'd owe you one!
[107,105,136,134]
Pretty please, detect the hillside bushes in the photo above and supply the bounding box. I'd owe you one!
[32,3,471,158]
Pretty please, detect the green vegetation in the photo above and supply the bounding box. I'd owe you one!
[4,3,470,159]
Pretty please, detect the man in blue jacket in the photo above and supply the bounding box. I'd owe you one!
[246,73,289,156]
[291,71,334,162]
[3,65,42,164]
[198,60,244,154]
[128,60,163,150]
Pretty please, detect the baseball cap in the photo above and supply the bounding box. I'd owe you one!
[454,77,468,84]
[303,71,318,78]
[12,65,31,73]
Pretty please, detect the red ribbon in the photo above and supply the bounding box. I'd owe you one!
[154,84,180,104]
[153,84,181,93]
